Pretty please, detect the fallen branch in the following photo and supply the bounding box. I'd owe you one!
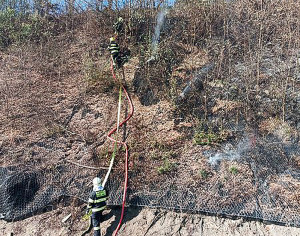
[66,160,109,170]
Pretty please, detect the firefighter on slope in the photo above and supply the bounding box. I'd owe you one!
[86,177,109,236]
[108,16,130,68]
[108,37,121,67]
[113,17,124,35]
[108,36,130,68]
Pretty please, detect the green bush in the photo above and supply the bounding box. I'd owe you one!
[229,166,238,175]
[83,57,115,94]
[199,169,208,179]
[0,8,15,47]
[157,158,177,174]
[193,128,229,146]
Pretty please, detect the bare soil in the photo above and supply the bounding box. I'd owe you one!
[1,206,300,236]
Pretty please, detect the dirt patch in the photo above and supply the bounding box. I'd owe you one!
[1,206,300,236]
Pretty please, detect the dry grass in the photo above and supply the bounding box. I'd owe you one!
[212,99,242,114]
[269,174,300,208]
[259,117,297,141]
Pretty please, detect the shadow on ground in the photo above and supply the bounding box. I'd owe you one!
[103,206,141,236]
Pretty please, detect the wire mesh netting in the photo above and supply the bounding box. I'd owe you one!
[128,140,300,226]
[1,139,300,227]
[132,144,300,223]
[0,165,122,221]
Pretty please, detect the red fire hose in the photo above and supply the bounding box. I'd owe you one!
[107,58,134,236]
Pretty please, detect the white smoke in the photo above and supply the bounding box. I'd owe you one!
[207,137,251,166]
[149,7,168,61]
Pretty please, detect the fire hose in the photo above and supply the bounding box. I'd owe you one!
[81,58,133,236]
[104,58,134,235]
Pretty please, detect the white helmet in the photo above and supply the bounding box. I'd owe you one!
[93,177,102,187]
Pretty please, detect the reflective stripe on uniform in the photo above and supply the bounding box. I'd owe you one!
[92,206,106,212]
[93,197,107,203]
[94,226,101,230]
[109,47,119,51]
[110,49,119,53]
[109,44,119,51]
[109,44,119,48]
[88,198,95,203]
[109,46,119,49]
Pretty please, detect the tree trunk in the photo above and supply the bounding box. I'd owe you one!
[108,0,113,9]
[95,0,104,11]
[66,0,74,15]
[34,0,46,16]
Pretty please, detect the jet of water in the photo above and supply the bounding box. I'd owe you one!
[147,7,168,62]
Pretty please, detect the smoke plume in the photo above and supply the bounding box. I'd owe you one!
[207,137,251,166]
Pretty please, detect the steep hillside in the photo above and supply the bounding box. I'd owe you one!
[0,1,300,235]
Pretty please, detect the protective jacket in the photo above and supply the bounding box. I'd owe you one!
[87,186,108,213]
[108,41,120,58]
[113,17,124,34]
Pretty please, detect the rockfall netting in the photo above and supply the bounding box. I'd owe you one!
[1,139,300,227]
[0,164,125,221]
[130,140,300,227]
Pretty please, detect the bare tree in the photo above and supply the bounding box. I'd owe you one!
[95,0,104,11]
[108,0,113,9]
[33,0,51,17]
[66,0,75,15]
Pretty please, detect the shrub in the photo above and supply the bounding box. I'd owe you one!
[83,57,115,94]
[229,166,238,175]
[199,169,209,179]
[0,8,52,48]
[193,129,229,145]
[157,158,177,174]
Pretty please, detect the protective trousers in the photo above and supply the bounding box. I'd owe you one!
[92,211,103,236]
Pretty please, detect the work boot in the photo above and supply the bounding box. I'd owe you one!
[94,229,101,236]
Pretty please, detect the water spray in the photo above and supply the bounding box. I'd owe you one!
[146,7,168,63]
